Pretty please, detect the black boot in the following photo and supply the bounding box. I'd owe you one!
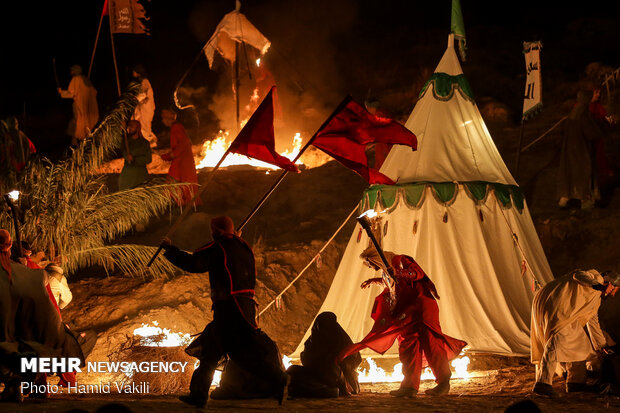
[425,380,450,396]
[532,382,559,397]
[178,394,206,408]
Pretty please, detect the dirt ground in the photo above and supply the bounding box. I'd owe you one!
[2,365,619,413]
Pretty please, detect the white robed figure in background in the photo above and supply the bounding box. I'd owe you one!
[531,269,619,397]
[131,64,157,148]
[58,64,99,145]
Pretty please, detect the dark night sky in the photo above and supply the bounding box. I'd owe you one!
[2,1,620,151]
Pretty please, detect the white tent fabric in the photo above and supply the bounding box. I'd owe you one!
[203,9,271,68]
[380,38,516,185]
[292,35,553,358]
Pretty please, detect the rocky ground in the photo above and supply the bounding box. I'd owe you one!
[8,78,620,412]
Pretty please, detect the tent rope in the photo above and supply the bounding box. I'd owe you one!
[258,205,359,317]
[488,195,543,290]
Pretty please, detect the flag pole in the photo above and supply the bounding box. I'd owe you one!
[146,148,233,267]
[235,42,241,132]
[108,12,122,96]
[88,0,106,78]
[236,95,353,232]
[515,118,525,180]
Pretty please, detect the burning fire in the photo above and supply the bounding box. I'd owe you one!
[132,323,293,387]
[357,353,470,383]
[197,130,307,170]
[132,321,192,347]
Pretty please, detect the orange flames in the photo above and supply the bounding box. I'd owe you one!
[196,130,330,170]
[357,353,470,384]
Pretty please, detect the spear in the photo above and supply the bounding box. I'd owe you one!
[236,95,353,232]
[146,147,233,267]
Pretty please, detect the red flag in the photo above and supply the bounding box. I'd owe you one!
[101,0,109,16]
[311,97,417,184]
[229,87,300,173]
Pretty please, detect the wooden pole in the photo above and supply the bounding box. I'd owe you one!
[236,95,353,232]
[108,13,122,96]
[88,1,106,78]
[4,195,23,258]
[235,42,240,132]
[147,148,233,267]
[515,118,525,180]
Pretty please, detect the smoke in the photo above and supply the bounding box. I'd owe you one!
[182,0,360,151]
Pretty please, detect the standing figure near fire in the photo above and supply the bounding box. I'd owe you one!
[119,120,152,191]
[557,89,602,210]
[159,109,200,206]
[161,216,289,408]
[531,269,619,397]
[131,65,157,148]
[339,246,467,397]
[57,65,99,145]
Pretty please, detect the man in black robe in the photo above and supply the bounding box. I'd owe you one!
[161,216,289,408]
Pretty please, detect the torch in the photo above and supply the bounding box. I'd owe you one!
[356,209,393,276]
[3,190,23,257]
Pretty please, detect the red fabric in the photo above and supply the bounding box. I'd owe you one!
[311,98,417,184]
[589,101,614,183]
[229,87,299,173]
[58,372,77,387]
[46,283,62,317]
[163,122,201,206]
[339,255,466,388]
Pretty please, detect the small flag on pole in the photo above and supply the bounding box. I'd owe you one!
[522,41,543,120]
[228,86,300,172]
[451,0,467,62]
[311,97,417,185]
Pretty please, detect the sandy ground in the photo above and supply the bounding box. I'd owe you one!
[1,365,619,412]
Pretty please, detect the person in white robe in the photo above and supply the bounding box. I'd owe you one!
[131,64,157,148]
[531,269,620,396]
[58,65,99,145]
[44,264,72,310]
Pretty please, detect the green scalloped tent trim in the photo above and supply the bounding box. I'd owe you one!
[363,181,524,211]
[419,73,475,102]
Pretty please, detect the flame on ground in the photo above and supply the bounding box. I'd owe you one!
[196,130,306,170]
[132,321,192,347]
[357,353,470,384]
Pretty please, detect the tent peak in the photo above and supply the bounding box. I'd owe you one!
[447,33,455,49]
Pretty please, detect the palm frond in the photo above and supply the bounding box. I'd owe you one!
[68,183,194,253]
[65,244,182,279]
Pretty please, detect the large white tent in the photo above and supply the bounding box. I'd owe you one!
[292,35,554,357]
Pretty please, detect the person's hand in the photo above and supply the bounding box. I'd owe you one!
[17,257,27,266]
[126,154,134,164]
[361,278,378,289]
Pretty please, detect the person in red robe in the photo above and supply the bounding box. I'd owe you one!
[160,109,201,206]
[339,246,466,397]
[588,87,616,199]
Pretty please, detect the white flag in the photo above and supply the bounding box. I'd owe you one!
[522,41,543,119]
